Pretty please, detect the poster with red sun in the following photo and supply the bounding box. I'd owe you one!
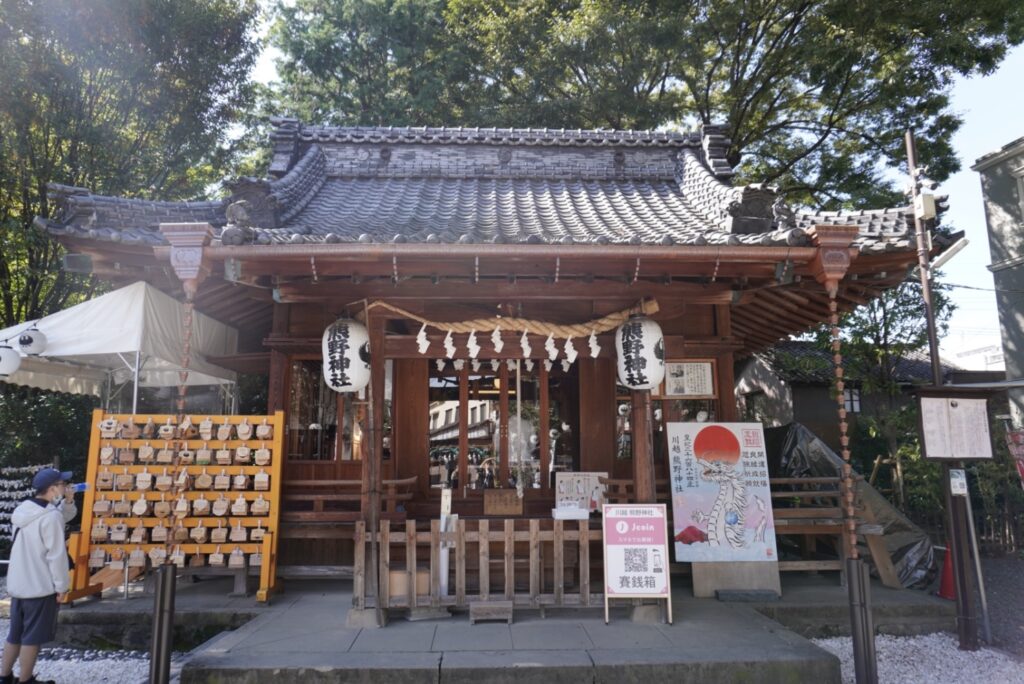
[666,423,777,562]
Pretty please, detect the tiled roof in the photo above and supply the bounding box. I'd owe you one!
[36,120,919,252]
[762,340,962,385]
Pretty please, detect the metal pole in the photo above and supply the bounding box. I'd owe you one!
[148,563,176,684]
[905,129,978,650]
[963,486,992,643]
[132,350,140,414]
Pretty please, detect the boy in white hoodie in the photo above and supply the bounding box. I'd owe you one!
[0,468,74,684]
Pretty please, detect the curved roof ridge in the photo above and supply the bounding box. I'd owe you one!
[268,116,702,148]
[268,144,327,224]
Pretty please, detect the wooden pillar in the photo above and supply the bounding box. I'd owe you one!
[499,362,510,487]
[631,389,656,503]
[539,361,550,490]
[457,364,469,496]
[361,314,386,519]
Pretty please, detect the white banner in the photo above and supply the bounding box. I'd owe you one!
[667,422,778,562]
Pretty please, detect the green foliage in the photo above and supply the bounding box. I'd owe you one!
[0,384,97,476]
[264,0,1024,209]
[0,0,261,327]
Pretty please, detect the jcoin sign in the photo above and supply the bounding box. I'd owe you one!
[602,503,672,624]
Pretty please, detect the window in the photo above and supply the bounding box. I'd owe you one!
[470,406,478,424]
[843,388,861,413]
[445,407,455,426]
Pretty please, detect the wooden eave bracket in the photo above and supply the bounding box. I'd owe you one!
[159,222,214,294]
[806,225,860,298]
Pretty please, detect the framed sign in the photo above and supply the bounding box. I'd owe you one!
[555,471,607,513]
[660,360,716,399]
[666,422,778,563]
[601,503,672,624]
[919,396,992,460]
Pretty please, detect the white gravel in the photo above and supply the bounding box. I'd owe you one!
[0,618,151,684]
[814,633,1024,684]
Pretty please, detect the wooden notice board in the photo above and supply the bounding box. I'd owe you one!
[67,411,285,603]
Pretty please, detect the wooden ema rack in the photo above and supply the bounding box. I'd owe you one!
[66,411,285,603]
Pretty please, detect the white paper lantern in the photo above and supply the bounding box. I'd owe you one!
[615,314,665,390]
[321,319,370,393]
[0,344,22,379]
[18,326,47,356]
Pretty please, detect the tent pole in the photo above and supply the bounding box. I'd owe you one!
[132,350,140,414]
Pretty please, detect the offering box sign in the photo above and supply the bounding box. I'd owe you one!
[602,504,670,598]
[667,423,778,563]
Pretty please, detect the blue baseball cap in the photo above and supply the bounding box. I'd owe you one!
[32,468,72,492]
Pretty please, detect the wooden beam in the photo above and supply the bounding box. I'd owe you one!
[272,277,741,304]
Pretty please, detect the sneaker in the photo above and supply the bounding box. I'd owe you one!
[20,676,56,684]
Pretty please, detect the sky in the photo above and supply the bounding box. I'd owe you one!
[934,45,1024,369]
[252,35,1022,372]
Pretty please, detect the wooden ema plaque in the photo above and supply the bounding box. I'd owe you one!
[483,489,523,516]
[66,410,285,604]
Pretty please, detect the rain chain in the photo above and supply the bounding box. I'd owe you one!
[830,297,859,561]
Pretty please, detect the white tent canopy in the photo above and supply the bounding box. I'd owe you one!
[0,281,238,398]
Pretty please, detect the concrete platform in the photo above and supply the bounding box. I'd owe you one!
[180,588,839,684]
[37,573,953,683]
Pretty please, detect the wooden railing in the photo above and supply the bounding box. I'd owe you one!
[282,476,417,523]
[354,518,603,611]
[598,475,899,586]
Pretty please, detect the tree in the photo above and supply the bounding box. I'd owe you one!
[0,0,261,327]
[270,0,467,125]
[266,0,1024,208]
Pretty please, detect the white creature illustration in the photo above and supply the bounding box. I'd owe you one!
[691,458,747,548]
[753,495,768,543]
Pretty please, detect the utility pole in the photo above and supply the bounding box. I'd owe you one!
[905,130,979,650]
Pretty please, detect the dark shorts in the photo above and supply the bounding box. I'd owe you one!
[7,594,59,646]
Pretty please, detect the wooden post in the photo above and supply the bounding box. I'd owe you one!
[499,363,510,486]
[631,389,656,503]
[458,364,469,494]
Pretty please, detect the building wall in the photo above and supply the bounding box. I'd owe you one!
[734,356,794,426]
[975,139,1024,426]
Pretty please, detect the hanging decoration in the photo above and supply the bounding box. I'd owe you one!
[453,359,465,371]
[0,344,21,378]
[416,324,430,354]
[471,359,481,373]
[17,326,47,356]
[436,359,446,373]
[561,359,571,373]
[520,330,532,358]
[506,359,516,371]
[524,359,534,372]
[614,314,665,390]
[490,359,500,372]
[443,330,456,358]
[491,327,504,353]
[467,330,480,359]
[564,338,578,364]
[588,331,601,358]
[322,319,371,392]
[544,334,558,361]
[543,360,553,373]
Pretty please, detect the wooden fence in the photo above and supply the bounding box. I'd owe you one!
[911,507,1022,556]
[354,518,603,611]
